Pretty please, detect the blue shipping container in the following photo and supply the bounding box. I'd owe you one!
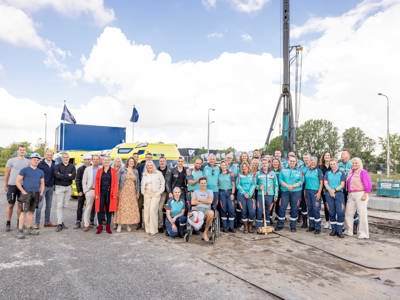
[56,123,126,151]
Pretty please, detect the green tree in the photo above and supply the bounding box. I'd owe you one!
[264,136,282,155]
[379,133,400,173]
[296,119,340,157]
[342,127,376,163]
[0,141,32,167]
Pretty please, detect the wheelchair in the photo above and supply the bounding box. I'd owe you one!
[184,208,220,244]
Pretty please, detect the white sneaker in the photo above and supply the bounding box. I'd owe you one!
[323,221,330,229]
[126,225,132,232]
[117,225,122,233]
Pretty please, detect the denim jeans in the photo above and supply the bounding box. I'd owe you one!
[35,186,53,225]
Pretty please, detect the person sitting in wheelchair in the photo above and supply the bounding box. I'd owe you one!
[190,177,214,241]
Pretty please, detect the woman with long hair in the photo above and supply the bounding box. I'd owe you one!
[320,151,332,229]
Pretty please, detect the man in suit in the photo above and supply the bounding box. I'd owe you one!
[82,155,100,232]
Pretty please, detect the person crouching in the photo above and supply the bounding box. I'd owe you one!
[165,187,187,238]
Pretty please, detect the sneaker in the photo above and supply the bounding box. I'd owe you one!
[27,228,40,235]
[16,230,25,239]
[323,221,330,229]
[73,222,81,229]
[6,223,11,232]
[56,224,63,232]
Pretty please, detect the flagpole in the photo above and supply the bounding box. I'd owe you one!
[132,105,135,143]
[62,100,66,151]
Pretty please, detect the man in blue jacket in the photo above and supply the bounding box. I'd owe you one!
[34,149,56,229]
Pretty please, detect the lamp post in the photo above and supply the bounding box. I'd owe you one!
[378,93,390,177]
[44,113,47,149]
[207,108,215,154]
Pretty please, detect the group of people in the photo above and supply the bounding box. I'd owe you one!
[4,145,372,241]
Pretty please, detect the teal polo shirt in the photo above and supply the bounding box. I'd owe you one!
[187,169,203,192]
[166,198,185,218]
[218,172,233,190]
[203,164,220,192]
[324,170,346,191]
[304,167,323,191]
[279,167,303,192]
[338,160,352,176]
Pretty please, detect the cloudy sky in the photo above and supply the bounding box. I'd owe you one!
[0,0,398,151]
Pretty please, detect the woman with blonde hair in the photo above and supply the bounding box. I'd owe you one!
[344,157,372,239]
[141,161,165,235]
[115,157,140,232]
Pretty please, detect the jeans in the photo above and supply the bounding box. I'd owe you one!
[165,215,187,237]
[277,191,302,230]
[35,186,53,225]
[55,185,72,225]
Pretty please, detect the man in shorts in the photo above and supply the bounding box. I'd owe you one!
[15,153,45,239]
[4,144,29,232]
[191,177,214,241]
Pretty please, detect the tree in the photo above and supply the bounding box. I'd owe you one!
[379,133,400,173]
[264,136,282,155]
[0,141,32,167]
[342,127,376,163]
[296,119,340,157]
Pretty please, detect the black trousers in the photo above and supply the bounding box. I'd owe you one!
[76,194,95,222]
[98,190,112,225]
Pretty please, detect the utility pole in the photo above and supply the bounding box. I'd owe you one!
[207,108,215,154]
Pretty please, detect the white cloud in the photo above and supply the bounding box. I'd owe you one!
[202,0,269,13]
[0,4,45,50]
[241,33,253,41]
[229,0,270,13]
[1,0,115,26]
[202,0,217,9]
[293,0,400,141]
[207,32,224,39]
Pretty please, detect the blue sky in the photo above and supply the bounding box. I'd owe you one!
[0,0,398,150]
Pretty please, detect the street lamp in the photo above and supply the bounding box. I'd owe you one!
[207,108,215,154]
[44,113,48,149]
[378,93,390,177]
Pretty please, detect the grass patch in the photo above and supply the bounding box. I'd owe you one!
[0,167,4,176]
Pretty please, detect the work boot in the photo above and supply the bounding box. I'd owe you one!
[248,222,254,234]
[329,230,336,236]
[243,221,248,234]
[337,232,344,238]
[6,222,11,232]
[106,224,112,234]
[353,223,358,235]
[96,225,103,234]
[301,215,308,228]
[73,221,81,229]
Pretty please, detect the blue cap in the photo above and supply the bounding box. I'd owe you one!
[30,153,41,159]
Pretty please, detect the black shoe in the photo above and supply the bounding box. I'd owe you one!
[6,223,11,232]
[56,224,63,232]
[353,224,358,235]
[89,222,95,228]
[229,228,236,233]
[329,231,336,236]
[275,226,282,231]
[165,230,169,236]
[290,228,296,232]
[62,223,68,230]
[222,228,227,233]
[136,223,142,230]
[307,227,315,232]
[337,232,344,238]
[158,227,164,233]
[314,229,321,234]
[73,222,81,229]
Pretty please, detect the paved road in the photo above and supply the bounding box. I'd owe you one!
[1,180,399,299]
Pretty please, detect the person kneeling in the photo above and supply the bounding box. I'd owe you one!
[165,187,186,238]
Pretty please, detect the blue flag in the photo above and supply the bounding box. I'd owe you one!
[130,107,139,123]
[61,104,77,124]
